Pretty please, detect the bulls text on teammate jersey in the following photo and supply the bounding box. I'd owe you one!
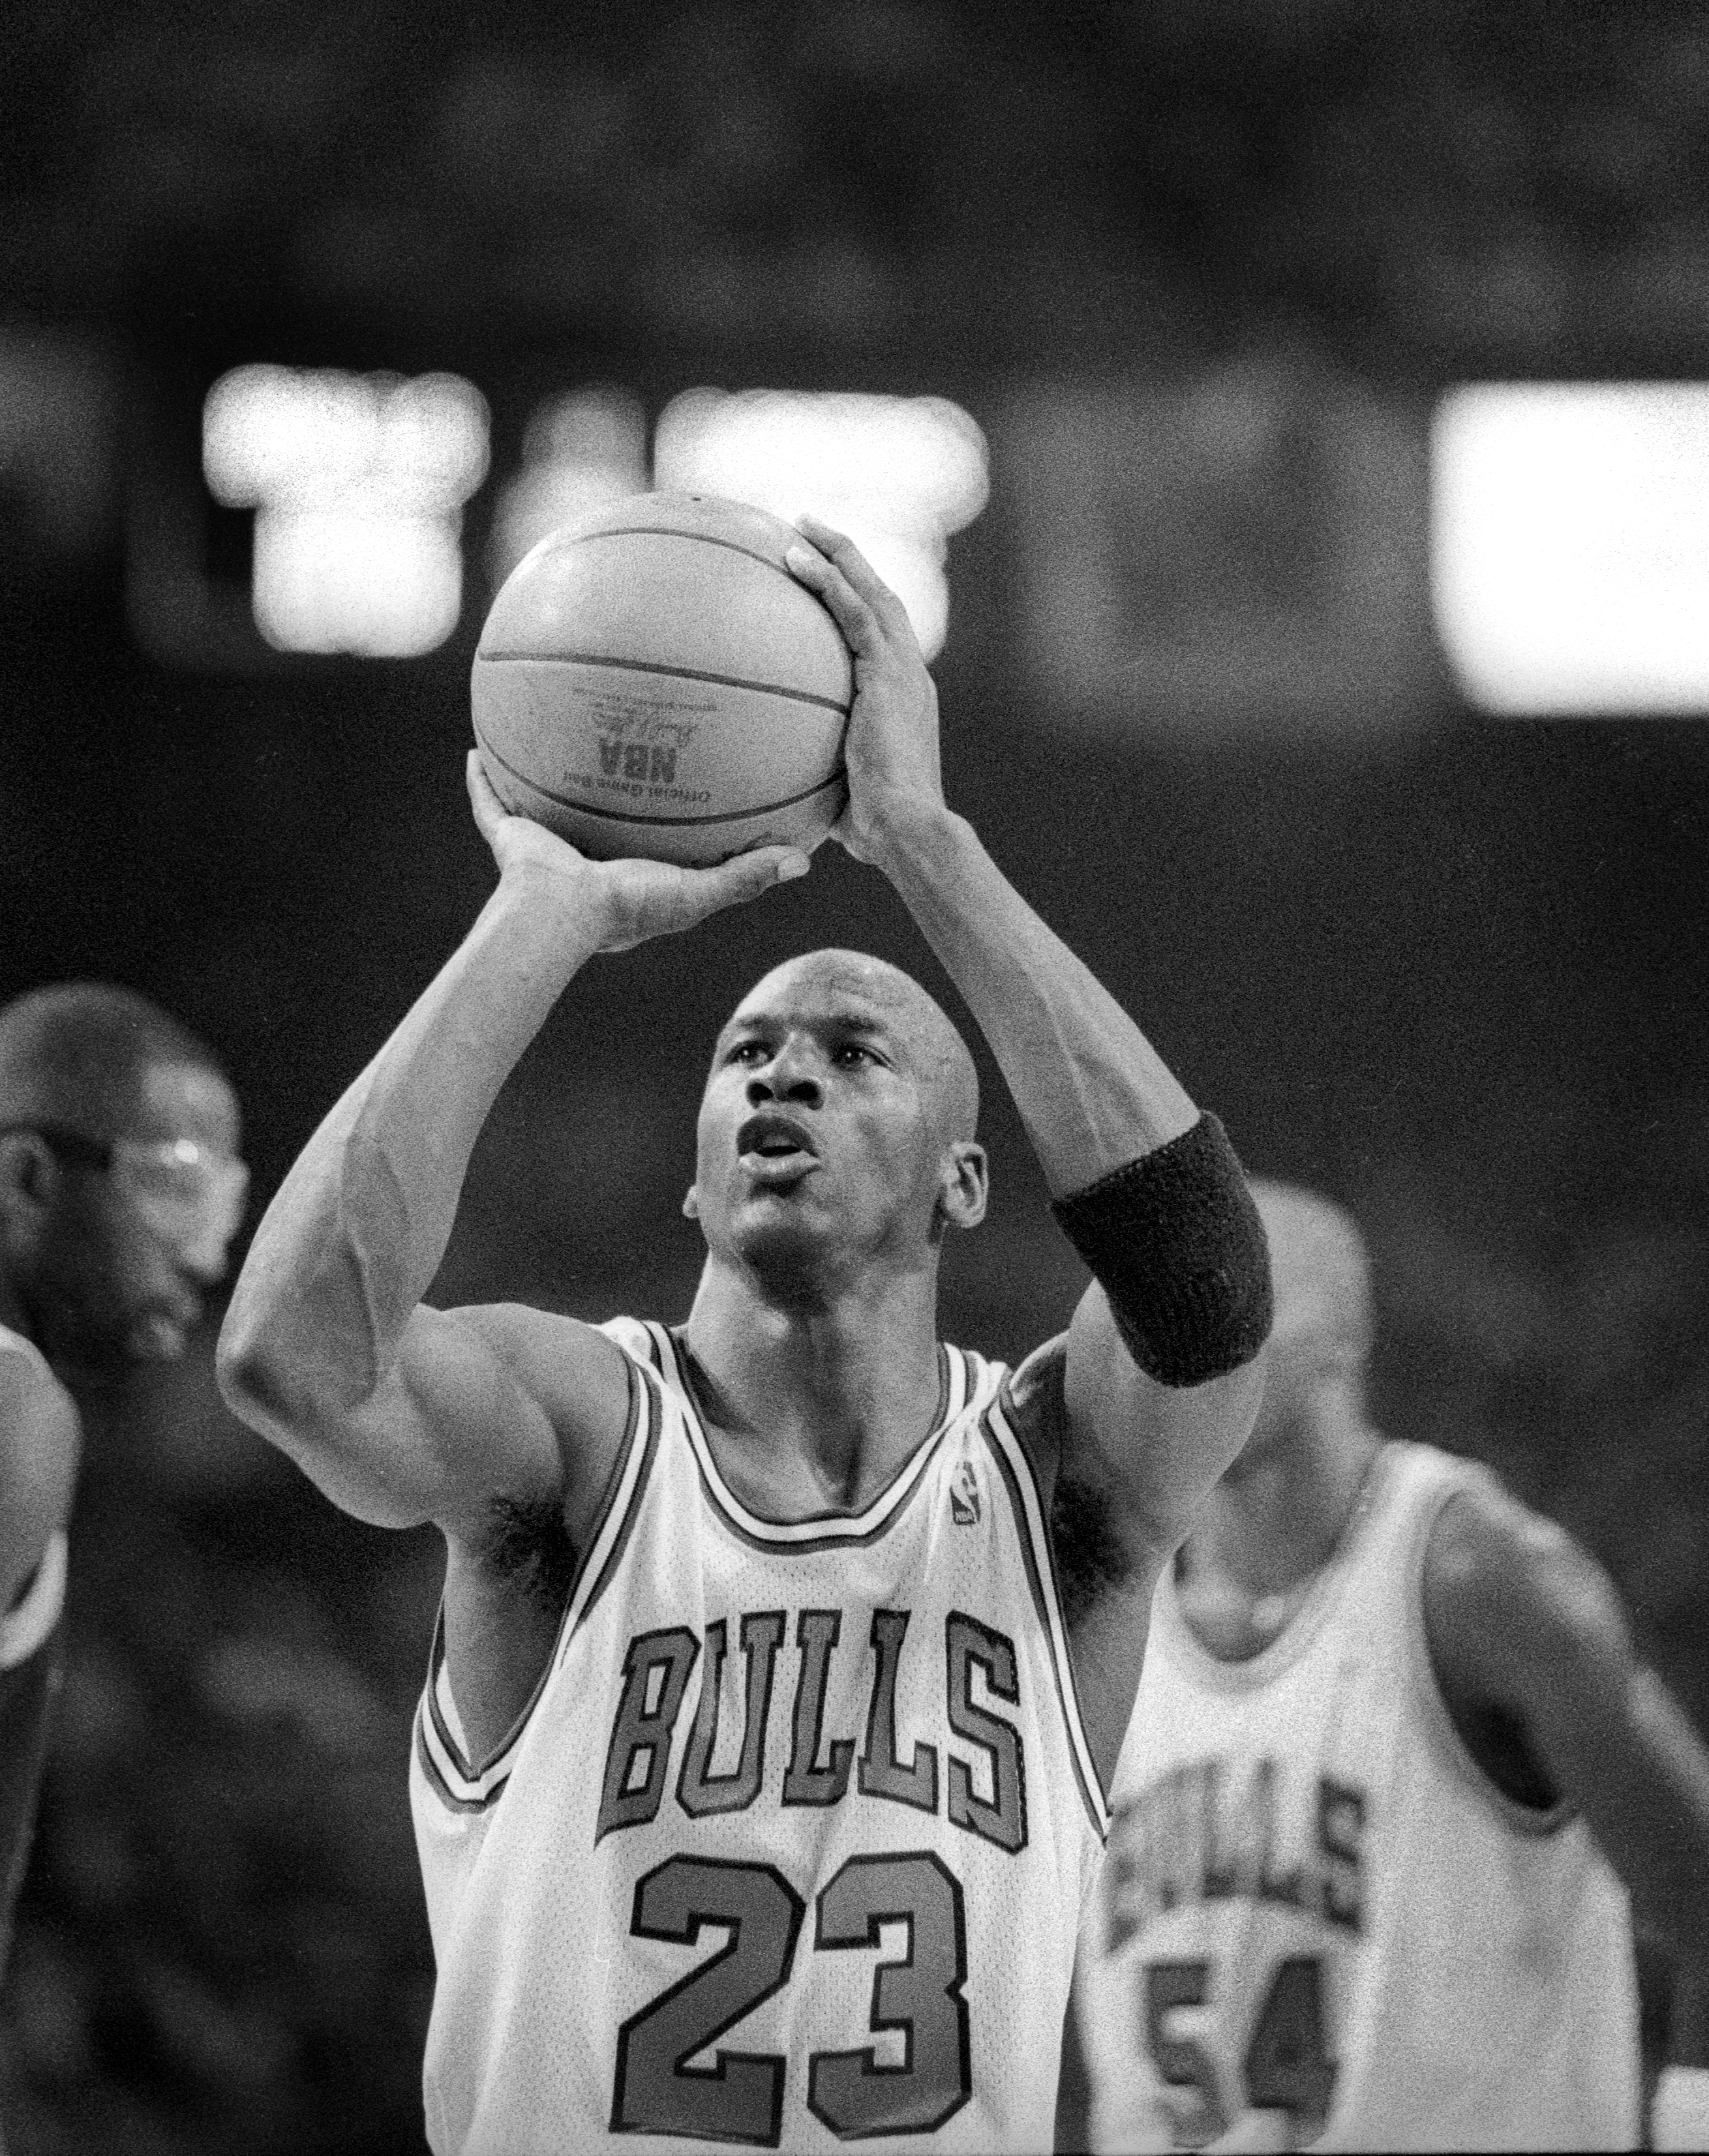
[1104,1754,1368,1948]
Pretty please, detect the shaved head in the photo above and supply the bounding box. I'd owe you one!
[1248,1178,1373,1366]
[0,982,223,1137]
[730,950,979,1143]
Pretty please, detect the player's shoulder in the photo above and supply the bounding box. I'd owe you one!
[0,1325,79,1603]
[1423,1468,1627,1678]
[0,1321,57,1391]
[0,1325,78,1481]
[436,1302,640,1484]
[446,1300,634,1392]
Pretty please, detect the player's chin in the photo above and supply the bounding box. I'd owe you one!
[726,1206,839,1280]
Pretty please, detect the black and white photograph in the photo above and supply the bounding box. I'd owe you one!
[1,3,1708,2151]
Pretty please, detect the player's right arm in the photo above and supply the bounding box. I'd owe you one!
[0,1340,78,1616]
[217,758,808,1544]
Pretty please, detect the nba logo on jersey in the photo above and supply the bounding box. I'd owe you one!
[950,1459,982,1525]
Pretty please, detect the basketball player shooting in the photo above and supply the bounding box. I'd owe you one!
[0,987,247,2025]
[217,518,1273,2155]
[1065,1181,1709,2154]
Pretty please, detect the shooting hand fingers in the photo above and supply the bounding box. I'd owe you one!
[466,749,511,842]
[786,526,891,656]
[686,845,812,921]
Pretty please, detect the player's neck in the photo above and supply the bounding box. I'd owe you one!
[1185,1410,1384,1601]
[680,1264,946,1517]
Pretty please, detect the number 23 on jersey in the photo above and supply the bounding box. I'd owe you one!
[613,1850,971,2145]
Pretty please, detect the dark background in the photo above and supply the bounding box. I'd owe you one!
[3,2,1709,2148]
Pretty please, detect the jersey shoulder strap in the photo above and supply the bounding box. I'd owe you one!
[979,1385,1110,1840]
[415,1326,663,1813]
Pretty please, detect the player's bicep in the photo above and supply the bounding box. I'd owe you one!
[300,1302,628,1539]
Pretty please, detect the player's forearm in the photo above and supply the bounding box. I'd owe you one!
[871,799,1198,1195]
[877,798,1269,1393]
[220,871,599,1424]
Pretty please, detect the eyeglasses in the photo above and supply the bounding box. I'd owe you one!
[0,1122,250,1259]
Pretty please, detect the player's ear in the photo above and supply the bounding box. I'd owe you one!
[0,1131,57,1229]
[936,1141,987,1235]
[682,1182,701,1222]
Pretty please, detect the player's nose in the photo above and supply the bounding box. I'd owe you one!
[745,1043,822,1109]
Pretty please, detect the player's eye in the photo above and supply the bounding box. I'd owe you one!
[727,1039,768,1065]
[834,1042,876,1066]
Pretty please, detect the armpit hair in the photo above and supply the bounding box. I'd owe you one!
[483,1494,579,1621]
[1050,1471,1133,1631]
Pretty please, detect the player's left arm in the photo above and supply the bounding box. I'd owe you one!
[786,521,1271,1660]
[1423,1481,1709,2077]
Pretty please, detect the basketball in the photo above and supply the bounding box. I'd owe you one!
[472,492,853,867]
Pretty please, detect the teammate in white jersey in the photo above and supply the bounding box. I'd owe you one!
[0,983,247,2140]
[219,518,1273,2154]
[1066,1179,1709,2153]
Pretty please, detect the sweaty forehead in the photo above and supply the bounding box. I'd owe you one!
[723,953,932,1045]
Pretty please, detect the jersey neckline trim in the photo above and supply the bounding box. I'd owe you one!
[641,1321,979,1550]
[980,1394,1110,1841]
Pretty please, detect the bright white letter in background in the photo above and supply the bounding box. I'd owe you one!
[652,389,989,659]
[1432,383,1709,714]
[203,367,489,657]
[487,387,649,586]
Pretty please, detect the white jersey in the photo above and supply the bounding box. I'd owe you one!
[1075,1439,1639,2153]
[410,1319,1108,2155]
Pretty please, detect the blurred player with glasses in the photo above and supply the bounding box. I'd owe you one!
[0,981,248,2014]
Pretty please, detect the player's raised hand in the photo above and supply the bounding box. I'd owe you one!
[465,751,809,951]
[785,517,944,865]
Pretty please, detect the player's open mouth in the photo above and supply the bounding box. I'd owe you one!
[736,1113,819,1173]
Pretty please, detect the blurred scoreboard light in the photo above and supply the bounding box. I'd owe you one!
[652,388,990,659]
[202,367,489,657]
[488,387,648,586]
[1432,384,1709,715]
[1001,359,1434,734]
